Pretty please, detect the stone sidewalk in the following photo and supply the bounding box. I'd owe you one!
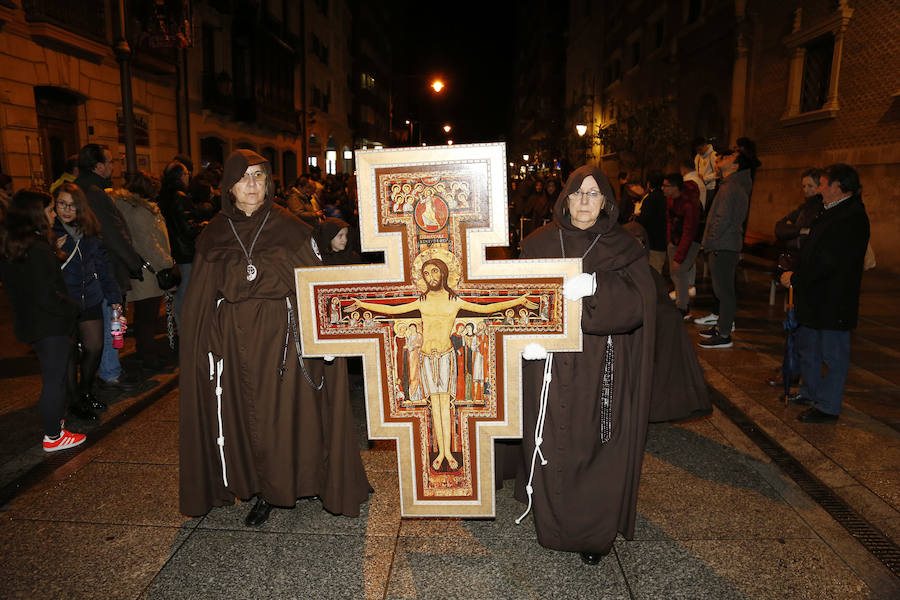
[0,268,898,599]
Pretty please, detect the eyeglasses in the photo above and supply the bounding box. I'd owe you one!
[56,202,77,211]
[568,190,603,201]
[238,171,267,183]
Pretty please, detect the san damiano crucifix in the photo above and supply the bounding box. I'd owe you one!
[294,143,583,517]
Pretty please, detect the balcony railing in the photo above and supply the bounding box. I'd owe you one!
[23,0,106,44]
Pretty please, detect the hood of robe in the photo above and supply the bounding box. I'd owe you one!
[551,165,646,271]
[553,164,620,234]
[220,150,273,220]
[314,217,350,253]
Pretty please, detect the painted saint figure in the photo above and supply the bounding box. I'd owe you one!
[347,257,535,471]
[463,322,485,403]
[330,297,342,324]
[405,323,424,403]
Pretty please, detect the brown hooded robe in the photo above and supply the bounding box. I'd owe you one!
[515,165,656,554]
[622,221,711,423]
[178,150,370,517]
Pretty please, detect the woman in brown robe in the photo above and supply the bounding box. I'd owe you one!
[515,165,656,565]
[178,150,370,526]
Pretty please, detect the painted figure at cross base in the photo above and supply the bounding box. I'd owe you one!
[294,143,584,517]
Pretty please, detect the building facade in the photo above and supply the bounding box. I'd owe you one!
[0,0,364,194]
[0,0,181,188]
[349,0,392,153]
[565,0,900,271]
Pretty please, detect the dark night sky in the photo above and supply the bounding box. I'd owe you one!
[387,1,519,145]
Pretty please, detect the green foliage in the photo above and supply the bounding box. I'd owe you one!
[594,97,687,182]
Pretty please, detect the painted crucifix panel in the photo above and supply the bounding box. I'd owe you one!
[295,143,583,517]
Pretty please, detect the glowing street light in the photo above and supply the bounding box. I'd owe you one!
[443,124,452,133]
[575,123,588,136]
[431,79,445,93]
[447,140,454,145]
[522,154,529,162]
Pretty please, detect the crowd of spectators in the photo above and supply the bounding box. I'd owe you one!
[0,145,360,451]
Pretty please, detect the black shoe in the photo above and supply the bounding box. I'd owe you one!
[698,326,718,339]
[797,407,839,424]
[244,498,273,527]
[82,392,107,411]
[68,401,98,421]
[698,334,732,349]
[580,551,605,566]
[786,393,812,406]
[98,378,138,392]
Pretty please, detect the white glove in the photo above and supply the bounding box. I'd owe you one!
[324,355,335,363]
[563,272,597,301]
[522,342,548,360]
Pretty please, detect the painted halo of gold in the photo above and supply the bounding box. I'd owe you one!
[411,247,461,293]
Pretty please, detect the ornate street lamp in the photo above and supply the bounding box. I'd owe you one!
[575,124,588,137]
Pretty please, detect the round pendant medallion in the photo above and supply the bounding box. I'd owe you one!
[246,263,258,281]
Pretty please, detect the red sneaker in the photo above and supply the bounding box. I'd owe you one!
[42,429,86,452]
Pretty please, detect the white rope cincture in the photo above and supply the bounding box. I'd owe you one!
[207,352,215,381]
[214,357,228,487]
[515,352,554,525]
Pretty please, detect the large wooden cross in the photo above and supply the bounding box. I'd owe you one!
[295,143,583,517]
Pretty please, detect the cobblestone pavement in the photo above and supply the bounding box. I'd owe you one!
[0,266,898,599]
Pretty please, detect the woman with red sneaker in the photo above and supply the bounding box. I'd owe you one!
[0,189,86,451]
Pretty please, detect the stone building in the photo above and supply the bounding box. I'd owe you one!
[0,0,181,189]
[0,0,363,193]
[565,0,900,271]
[349,0,392,152]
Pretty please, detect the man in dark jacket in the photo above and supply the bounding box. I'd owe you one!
[75,144,143,391]
[635,172,668,274]
[781,164,869,423]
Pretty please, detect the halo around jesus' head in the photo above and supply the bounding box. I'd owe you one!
[411,247,461,293]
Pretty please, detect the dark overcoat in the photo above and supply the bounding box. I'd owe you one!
[178,150,370,517]
[792,194,869,331]
[515,165,656,554]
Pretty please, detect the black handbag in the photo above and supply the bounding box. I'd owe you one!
[143,259,182,290]
[155,265,182,290]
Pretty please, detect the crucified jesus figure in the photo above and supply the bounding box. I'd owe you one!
[346,257,537,471]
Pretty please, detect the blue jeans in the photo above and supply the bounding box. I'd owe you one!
[797,326,851,416]
[98,299,122,382]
